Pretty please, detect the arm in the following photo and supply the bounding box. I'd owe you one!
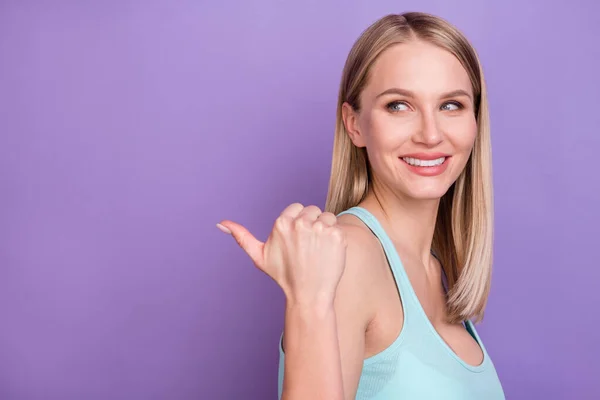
[281,302,344,400]
[218,205,370,400]
[281,224,374,400]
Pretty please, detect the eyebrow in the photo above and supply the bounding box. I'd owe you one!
[376,88,473,101]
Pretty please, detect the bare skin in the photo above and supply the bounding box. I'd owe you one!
[219,204,347,400]
[332,198,484,398]
[220,38,485,400]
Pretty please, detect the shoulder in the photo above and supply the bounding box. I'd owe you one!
[332,213,385,324]
[337,212,382,261]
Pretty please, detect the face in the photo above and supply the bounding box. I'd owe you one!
[342,40,477,200]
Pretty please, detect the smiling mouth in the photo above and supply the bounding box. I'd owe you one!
[401,156,446,167]
[399,155,451,177]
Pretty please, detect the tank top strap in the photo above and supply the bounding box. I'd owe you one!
[337,206,416,304]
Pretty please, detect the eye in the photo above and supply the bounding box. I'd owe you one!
[386,101,410,112]
[441,101,463,111]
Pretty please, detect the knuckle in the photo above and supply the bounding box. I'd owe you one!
[330,227,346,243]
[274,215,292,231]
[292,203,305,214]
[235,234,246,248]
[285,202,303,212]
[322,212,337,224]
[306,205,322,214]
[293,217,309,230]
[312,221,325,232]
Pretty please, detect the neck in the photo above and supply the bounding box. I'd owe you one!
[359,182,440,266]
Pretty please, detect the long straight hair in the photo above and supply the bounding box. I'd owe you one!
[325,13,494,323]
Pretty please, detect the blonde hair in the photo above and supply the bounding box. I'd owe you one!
[325,12,493,323]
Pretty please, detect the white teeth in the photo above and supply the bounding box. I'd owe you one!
[402,157,446,167]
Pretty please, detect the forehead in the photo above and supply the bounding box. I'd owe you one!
[365,40,472,97]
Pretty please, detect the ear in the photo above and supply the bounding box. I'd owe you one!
[341,102,366,148]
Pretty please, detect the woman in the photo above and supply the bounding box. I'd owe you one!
[217,12,505,400]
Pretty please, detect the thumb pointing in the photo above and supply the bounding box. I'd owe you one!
[217,220,265,268]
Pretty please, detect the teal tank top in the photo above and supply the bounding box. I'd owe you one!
[277,206,505,399]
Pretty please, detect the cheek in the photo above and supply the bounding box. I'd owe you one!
[361,116,400,174]
[363,111,413,149]
[449,118,478,152]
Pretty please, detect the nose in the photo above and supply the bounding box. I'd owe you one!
[413,110,443,147]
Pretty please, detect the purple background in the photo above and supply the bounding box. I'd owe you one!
[1,1,598,399]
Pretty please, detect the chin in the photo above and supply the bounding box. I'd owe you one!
[402,183,454,201]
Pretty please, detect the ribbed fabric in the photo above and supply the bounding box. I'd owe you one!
[277,206,505,399]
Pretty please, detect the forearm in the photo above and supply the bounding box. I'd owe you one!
[281,302,344,400]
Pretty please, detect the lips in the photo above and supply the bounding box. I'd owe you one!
[399,154,451,177]
[400,152,451,160]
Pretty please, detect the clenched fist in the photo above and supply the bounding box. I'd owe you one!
[217,203,348,306]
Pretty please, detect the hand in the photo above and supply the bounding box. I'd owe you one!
[217,203,348,307]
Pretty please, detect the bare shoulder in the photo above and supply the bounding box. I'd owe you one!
[333,213,385,322]
[322,212,388,397]
[337,212,383,265]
